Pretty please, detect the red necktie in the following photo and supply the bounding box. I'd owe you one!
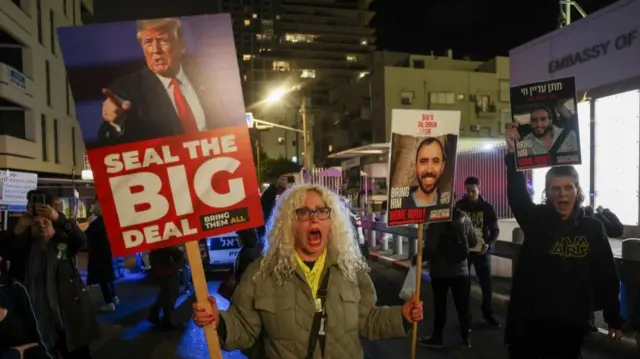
[170,78,199,134]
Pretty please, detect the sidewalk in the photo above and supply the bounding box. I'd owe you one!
[367,249,639,355]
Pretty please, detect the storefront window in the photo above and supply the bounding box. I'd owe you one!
[594,90,640,225]
[532,100,592,205]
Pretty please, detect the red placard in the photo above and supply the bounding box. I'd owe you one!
[88,126,262,256]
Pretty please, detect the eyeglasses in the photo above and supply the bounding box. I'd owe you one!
[295,207,331,221]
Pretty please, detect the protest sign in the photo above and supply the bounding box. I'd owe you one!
[510,77,581,170]
[58,14,262,257]
[387,110,460,226]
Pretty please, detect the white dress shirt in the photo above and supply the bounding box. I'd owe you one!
[155,67,207,131]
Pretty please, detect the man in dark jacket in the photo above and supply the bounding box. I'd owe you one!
[583,206,624,238]
[455,176,501,327]
[148,246,185,330]
[504,123,623,358]
[3,190,100,359]
[0,252,54,359]
[419,208,477,349]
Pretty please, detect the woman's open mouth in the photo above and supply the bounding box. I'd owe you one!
[308,229,322,246]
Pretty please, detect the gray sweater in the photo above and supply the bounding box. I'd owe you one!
[423,214,477,278]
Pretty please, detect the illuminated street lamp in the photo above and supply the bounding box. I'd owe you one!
[265,88,311,179]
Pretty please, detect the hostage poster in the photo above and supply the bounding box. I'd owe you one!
[510,77,581,170]
[387,109,460,226]
[58,15,263,256]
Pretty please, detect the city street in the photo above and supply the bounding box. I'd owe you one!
[87,262,636,359]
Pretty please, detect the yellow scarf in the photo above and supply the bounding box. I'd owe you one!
[295,248,327,300]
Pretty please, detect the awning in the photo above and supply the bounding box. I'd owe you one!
[327,143,390,160]
[317,167,342,177]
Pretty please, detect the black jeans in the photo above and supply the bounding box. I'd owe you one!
[151,270,181,323]
[99,281,117,304]
[430,276,471,339]
[507,320,586,359]
[468,252,493,316]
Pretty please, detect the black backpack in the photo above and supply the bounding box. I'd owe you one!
[438,222,468,263]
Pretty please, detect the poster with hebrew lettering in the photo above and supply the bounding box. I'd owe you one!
[387,109,460,226]
[510,77,581,171]
[58,14,262,256]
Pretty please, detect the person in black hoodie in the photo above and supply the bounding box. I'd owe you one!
[504,123,623,358]
[455,176,501,327]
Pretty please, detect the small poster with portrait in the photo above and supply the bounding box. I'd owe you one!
[386,109,460,226]
[510,77,581,171]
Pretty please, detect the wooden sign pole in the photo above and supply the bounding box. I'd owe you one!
[185,241,223,359]
[410,223,425,359]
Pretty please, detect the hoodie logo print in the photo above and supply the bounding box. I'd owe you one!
[549,236,589,258]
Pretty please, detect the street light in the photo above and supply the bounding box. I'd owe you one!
[265,88,311,180]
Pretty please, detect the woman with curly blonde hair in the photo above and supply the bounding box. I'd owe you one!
[194,184,423,358]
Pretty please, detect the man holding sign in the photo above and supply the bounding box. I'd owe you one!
[455,176,501,328]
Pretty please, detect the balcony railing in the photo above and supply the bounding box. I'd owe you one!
[0,63,33,97]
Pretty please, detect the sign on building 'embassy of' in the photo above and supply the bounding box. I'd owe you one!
[548,29,637,74]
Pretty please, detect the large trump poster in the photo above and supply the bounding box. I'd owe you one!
[58,15,262,256]
[387,109,460,226]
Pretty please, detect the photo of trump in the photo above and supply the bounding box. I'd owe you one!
[59,14,244,149]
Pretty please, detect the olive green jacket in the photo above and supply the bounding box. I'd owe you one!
[219,250,408,358]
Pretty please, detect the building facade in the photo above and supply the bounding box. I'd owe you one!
[326,51,511,157]
[224,0,375,165]
[0,0,93,176]
[510,0,640,231]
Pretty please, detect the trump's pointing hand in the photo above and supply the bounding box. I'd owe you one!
[102,88,131,123]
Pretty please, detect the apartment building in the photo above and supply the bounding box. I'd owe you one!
[224,0,375,164]
[327,51,511,158]
[0,0,93,176]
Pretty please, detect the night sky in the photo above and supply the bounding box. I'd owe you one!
[93,0,619,60]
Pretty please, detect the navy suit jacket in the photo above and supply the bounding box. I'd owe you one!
[96,59,228,147]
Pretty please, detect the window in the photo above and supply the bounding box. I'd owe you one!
[400,90,415,105]
[244,19,250,26]
[360,39,368,46]
[283,33,315,43]
[0,110,26,139]
[50,10,56,55]
[300,69,316,79]
[272,61,290,72]
[37,0,43,43]
[430,92,455,104]
[252,13,257,19]
[53,119,60,163]
[477,95,492,112]
[413,60,425,68]
[45,60,51,106]
[346,55,357,62]
[242,54,252,61]
[358,72,369,79]
[41,115,48,161]
[594,90,640,225]
[65,80,70,115]
[71,127,76,166]
[499,80,510,102]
